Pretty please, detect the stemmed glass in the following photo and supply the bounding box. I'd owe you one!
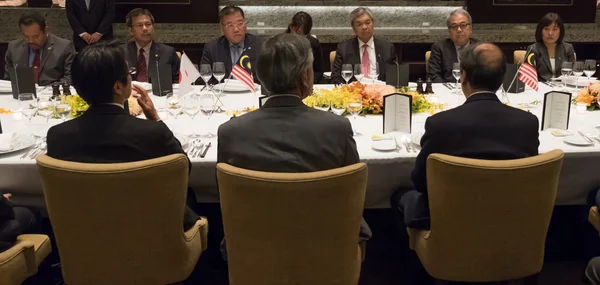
[369,62,380,83]
[341,64,353,85]
[452,62,461,94]
[183,93,201,138]
[18,93,37,122]
[331,102,345,116]
[199,90,216,138]
[313,95,330,112]
[166,92,182,119]
[199,64,213,91]
[347,95,363,136]
[573,61,584,89]
[212,62,226,113]
[54,95,71,122]
[584,59,596,83]
[353,64,364,82]
[37,95,54,123]
[561,62,573,91]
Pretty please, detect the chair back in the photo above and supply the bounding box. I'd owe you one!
[216,163,368,285]
[418,150,564,281]
[176,51,182,59]
[36,154,197,285]
[330,51,336,71]
[425,51,431,73]
[514,50,526,65]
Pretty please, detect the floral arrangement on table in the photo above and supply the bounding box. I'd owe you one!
[65,95,89,118]
[575,81,600,110]
[303,82,443,115]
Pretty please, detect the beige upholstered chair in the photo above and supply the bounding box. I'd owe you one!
[176,51,182,59]
[330,50,336,71]
[0,234,52,285]
[425,51,431,73]
[408,149,564,282]
[216,162,368,285]
[36,154,208,285]
[514,49,577,64]
[590,206,600,232]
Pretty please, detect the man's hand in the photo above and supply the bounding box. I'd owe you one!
[132,84,160,121]
[2,193,11,200]
[89,33,102,44]
[81,33,93,44]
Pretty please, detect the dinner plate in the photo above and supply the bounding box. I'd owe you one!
[563,136,594,146]
[372,140,398,151]
[0,134,36,154]
[174,133,190,149]
[214,79,260,93]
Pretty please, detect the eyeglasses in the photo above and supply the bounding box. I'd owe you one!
[448,23,471,31]
[222,21,246,30]
[132,22,153,28]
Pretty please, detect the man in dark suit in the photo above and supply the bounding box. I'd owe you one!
[392,43,540,230]
[65,0,114,52]
[427,9,478,83]
[201,6,262,85]
[4,11,75,86]
[122,8,180,84]
[218,33,371,260]
[331,7,396,85]
[47,42,198,230]
[0,193,40,252]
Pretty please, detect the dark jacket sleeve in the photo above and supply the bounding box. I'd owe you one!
[565,42,576,63]
[60,42,76,85]
[4,46,12,81]
[427,42,445,83]
[343,118,360,165]
[65,0,86,36]
[311,36,324,84]
[331,43,345,85]
[96,0,115,35]
[170,48,181,83]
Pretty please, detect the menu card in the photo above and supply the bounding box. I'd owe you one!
[10,67,36,99]
[541,91,571,130]
[383,93,412,134]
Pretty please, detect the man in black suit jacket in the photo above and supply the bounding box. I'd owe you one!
[65,0,114,52]
[201,6,262,85]
[331,7,396,85]
[428,9,478,83]
[392,43,540,230]
[47,42,198,230]
[122,9,180,84]
[218,33,371,259]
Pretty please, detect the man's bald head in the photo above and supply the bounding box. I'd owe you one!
[459,42,506,94]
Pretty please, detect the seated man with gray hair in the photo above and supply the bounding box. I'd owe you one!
[331,7,396,85]
[217,33,371,260]
[427,8,479,83]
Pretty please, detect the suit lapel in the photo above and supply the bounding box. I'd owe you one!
[446,39,458,70]
[16,41,29,68]
[352,38,360,64]
[39,35,54,73]
[148,42,158,82]
[554,42,566,75]
[538,43,552,75]
[221,38,233,74]
[374,38,383,65]
[88,0,97,12]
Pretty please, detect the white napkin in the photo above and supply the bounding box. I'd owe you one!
[0,133,15,151]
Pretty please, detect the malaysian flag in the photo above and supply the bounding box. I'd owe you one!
[232,55,256,93]
[518,52,538,92]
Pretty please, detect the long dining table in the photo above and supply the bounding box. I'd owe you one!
[0,82,599,209]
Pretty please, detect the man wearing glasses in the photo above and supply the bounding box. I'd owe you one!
[122,8,180,83]
[201,5,262,85]
[427,8,478,83]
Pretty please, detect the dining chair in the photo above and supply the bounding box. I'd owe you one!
[408,149,564,283]
[0,234,52,285]
[216,162,368,285]
[425,51,431,73]
[330,50,336,71]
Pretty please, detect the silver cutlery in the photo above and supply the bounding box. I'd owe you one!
[200,142,211,158]
[402,136,412,153]
[392,135,401,153]
[578,130,595,145]
[30,141,47,159]
[186,139,200,154]
[192,142,205,158]
[22,140,40,159]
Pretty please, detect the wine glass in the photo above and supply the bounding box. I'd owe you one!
[341,64,353,85]
[199,64,213,90]
[183,93,201,138]
[331,102,345,116]
[313,95,330,112]
[199,91,216,138]
[37,96,54,123]
[54,95,71,122]
[584,59,596,83]
[452,62,461,94]
[561,62,573,90]
[573,61,584,89]
[369,62,380,82]
[353,64,364,82]
[347,95,362,136]
[166,92,182,119]
[18,93,37,122]
[212,62,226,84]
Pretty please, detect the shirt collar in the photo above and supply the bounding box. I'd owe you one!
[358,37,374,49]
[229,39,245,49]
[102,103,124,109]
[454,40,471,51]
[135,41,152,54]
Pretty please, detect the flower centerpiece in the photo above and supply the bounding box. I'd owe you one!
[575,81,600,110]
[64,95,89,118]
[396,86,444,114]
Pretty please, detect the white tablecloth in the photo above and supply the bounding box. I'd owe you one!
[1,83,599,209]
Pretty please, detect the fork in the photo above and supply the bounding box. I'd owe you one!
[392,135,401,153]
[21,142,39,159]
[30,141,47,159]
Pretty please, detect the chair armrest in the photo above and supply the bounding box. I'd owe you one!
[183,217,207,242]
[0,239,37,275]
[407,228,431,250]
[590,207,600,233]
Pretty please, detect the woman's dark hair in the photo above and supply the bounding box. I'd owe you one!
[286,12,313,35]
[19,11,46,31]
[72,41,129,105]
[535,13,565,43]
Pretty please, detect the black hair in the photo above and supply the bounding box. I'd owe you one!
[535,13,565,43]
[286,12,313,35]
[19,11,46,31]
[219,6,245,23]
[126,8,155,27]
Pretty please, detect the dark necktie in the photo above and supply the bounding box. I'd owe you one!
[32,49,40,84]
[232,44,241,66]
[136,48,147,82]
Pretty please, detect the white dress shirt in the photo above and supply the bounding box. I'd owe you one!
[136,41,152,71]
[358,37,377,76]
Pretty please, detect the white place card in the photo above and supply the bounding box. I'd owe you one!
[383,93,412,134]
[541,91,572,131]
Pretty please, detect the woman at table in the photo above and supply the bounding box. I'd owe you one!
[286,12,325,84]
[0,193,40,252]
[526,13,575,82]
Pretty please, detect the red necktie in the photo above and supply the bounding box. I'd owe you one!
[32,48,40,84]
[361,44,370,78]
[136,48,147,82]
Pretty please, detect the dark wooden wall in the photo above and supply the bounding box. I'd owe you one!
[466,0,597,23]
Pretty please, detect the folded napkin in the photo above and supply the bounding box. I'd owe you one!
[0,80,11,87]
[0,133,15,151]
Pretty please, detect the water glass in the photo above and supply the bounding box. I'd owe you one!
[452,62,461,93]
[37,96,54,123]
[369,62,380,82]
[166,92,182,119]
[561,62,573,90]
[54,95,71,122]
[199,91,216,138]
[347,95,362,136]
[341,64,353,85]
[573,61,584,88]
[353,64,364,82]
[199,64,213,88]
[212,62,226,84]
[331,103,345,116]
[584,59,596,81]
[18,93,37,122]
